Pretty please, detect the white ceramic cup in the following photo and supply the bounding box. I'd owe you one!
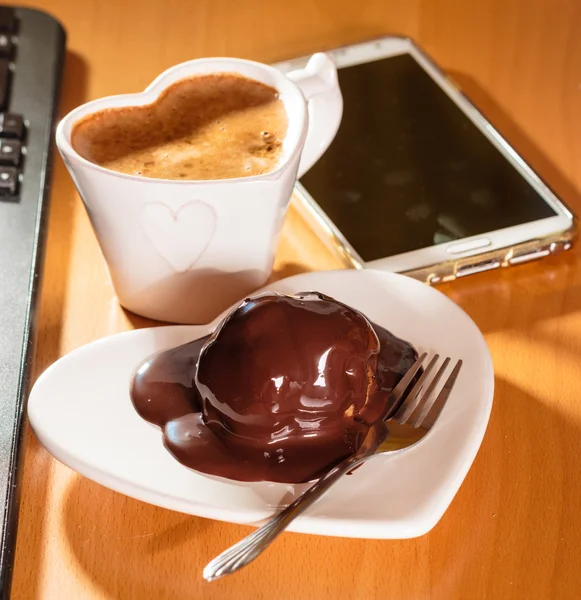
[56,54,342,324]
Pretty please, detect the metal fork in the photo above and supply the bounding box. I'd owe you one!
[204,353,462,581]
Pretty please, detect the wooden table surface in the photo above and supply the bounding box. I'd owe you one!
[10,0,581,598]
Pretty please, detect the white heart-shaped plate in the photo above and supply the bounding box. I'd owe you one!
[28,270,493,539]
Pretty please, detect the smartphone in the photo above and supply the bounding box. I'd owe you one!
[275,37,576,283]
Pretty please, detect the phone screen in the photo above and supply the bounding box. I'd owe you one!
[299,53,557,261]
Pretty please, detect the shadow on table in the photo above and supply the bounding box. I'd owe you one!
[60,377,581,600]
[11,50,89,600]
[439,250,581,333]
[428,376,581,599]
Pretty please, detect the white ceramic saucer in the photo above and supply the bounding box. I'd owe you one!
[28,270,493,539]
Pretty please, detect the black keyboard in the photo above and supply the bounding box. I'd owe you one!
[0,6,65,597]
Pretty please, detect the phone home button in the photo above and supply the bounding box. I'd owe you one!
[446,238,492,254]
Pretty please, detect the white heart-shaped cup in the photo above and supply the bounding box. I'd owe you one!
[56,55,343,323]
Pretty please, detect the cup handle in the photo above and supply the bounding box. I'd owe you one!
[287,53,343,179]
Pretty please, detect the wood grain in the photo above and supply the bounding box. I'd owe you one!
[10,0,581,598]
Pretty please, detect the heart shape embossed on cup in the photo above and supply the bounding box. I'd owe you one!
[142,201,217,272]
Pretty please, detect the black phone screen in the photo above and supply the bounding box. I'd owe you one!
[299,53,557,261]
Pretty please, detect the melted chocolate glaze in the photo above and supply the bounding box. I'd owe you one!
[130,292,419,483]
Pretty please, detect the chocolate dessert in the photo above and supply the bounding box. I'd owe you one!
[131,292,419,483]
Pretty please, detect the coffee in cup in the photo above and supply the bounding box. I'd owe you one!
[71,73,288,181]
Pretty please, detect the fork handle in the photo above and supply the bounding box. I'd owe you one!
[203,449,374,581]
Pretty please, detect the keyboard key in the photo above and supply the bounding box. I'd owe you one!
[0,166,18,195]
[0,139,20,165]
[0,34,13,58]
[0,113,23,138]
[0,60,10,109]
[0,8,15,32]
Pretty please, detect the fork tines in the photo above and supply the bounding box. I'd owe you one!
[390,353,462,430]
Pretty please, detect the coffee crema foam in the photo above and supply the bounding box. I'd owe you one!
[71,73,288,181]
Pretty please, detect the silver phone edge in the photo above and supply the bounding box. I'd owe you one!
[291,186,576,284]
